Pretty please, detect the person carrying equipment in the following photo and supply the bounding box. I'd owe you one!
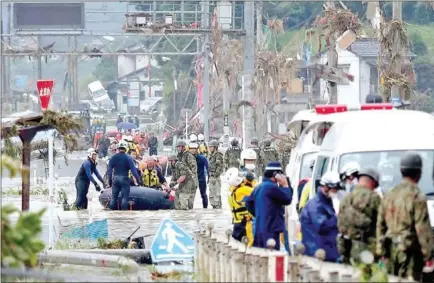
[222,167,255,246]
[141,156,167,190]
[107,141,141,210]
[74,148,105,210]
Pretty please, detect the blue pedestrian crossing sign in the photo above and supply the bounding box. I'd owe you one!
[150,218,195,262]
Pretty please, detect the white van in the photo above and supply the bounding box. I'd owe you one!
[310,108,434,225]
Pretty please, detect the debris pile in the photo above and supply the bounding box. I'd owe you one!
[314,7,361,39]
[379,19,413,101]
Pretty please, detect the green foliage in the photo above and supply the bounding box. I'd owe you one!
[92,57,117,83]
[357,262,389,282]
[410,32,428,56]
[1,205,46,268]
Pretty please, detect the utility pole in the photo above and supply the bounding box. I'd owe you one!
[73,36,79,106]
[243,0,255,145]
[202,0,210,142]
[391,1,402,102]
[256,1,263,47]
[325,1,338,104]
[37,36,42,80]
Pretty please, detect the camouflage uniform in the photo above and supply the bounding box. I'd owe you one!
[178,150,198,209]
[224,147,242,170]
[260,146,279,172]
[208,149,224,209]
[280,149,291,173]
[171,160,196,210]
[376,179,433,280]
[338,185,381,263]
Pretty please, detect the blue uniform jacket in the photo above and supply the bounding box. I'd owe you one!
[195,154,209,181]
[107,152,140,186]
[154,167,167,184]
[76,158,104,185]
[246,178,292,248]
[300,191,339,262]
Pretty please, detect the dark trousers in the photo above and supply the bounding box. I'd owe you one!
[110,176,131,210]
[74,178,90,209]
[149,147,158,156]
[199,180,208,208]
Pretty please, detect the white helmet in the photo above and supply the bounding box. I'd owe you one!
[189,134,198,143]
[320,171,341,189]
[197,133,205,142]
[87,148,97,157]
[240,148,257,169]
[189,142,199,149]
[117,141,129,150]
[221,167,243,186]
[340,161,360,180]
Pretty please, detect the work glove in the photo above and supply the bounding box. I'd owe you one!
[95,184,101,192]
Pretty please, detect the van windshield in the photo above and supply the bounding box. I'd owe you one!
[299,152,317,180]
[339,150,434,195]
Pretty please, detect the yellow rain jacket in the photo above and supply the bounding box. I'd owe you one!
[228,181,254,246]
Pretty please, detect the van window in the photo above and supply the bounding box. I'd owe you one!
[312,122,332,145]
[314,155,330,180]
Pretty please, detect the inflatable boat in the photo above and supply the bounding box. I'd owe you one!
[99,186,175,210]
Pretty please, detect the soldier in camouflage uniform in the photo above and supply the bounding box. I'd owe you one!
[376,152,433,281]
[168,155,196,210]
[259,139,279,173]
[338,168,381,264]
[280,145,291,173]
[249,137,262,178]
[208,140,224,209]
[176,140,198,208]
[224,139,242,170]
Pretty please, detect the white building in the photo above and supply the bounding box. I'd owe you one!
[319,38,414,104]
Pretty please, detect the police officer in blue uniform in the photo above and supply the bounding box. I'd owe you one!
[74,148,105,210]
[107,141,141,210]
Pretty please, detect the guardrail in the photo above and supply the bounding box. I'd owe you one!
[195,224,414,282]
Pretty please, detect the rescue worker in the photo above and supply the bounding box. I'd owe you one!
[197,133,208,157]
[280,145,291,174]
[185,134,198,151]
[376,152,433,281]
[176,140,198,189]
[259,139,279,173]
[107,141,140,210]
[246,162,292,250]
[208,139,224,209]
[127,115,134,124]
[116,114,123,128]
[239,148,259,187]
[300,171,341,262]
[128,150,141,186]
[340,161,360,193]
[141,156,167,190]
[338,168,381,264]
[223,167,254,246]
[189,142,209,208]
[134,115,140,128]
[148,132,158,156]
[168,155,196,210]
[298,159,316,213]
[224,139,242,170]
[124,135,139,155]
[74,148,105,210]
[249,137,262,177]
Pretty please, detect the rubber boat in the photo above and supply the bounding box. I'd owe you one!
[99,186,174,210]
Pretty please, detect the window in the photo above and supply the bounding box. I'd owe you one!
[313,155,330,192]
